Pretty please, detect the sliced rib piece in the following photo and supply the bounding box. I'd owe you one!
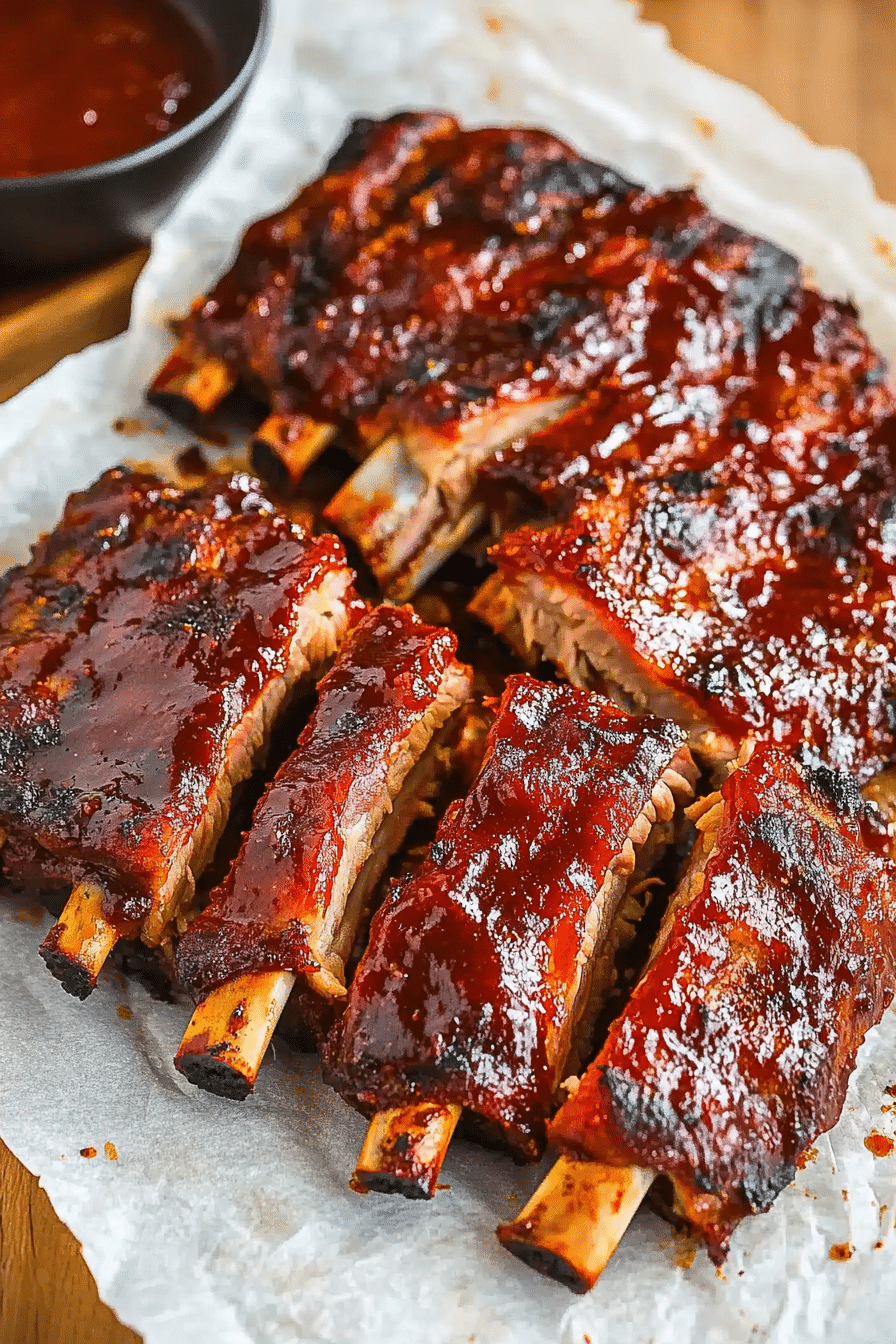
[174,604,473,1098]
[499,743,896,1286]
[477,427,896,781]
[323,675,696,1193]
[0,467,358,998]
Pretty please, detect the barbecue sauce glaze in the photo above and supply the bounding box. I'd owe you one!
[176,114,889,468]
[0,1,221,177]
[550,745,896,1263]
[176,605,470,1001]
[323,676,689,1159]
[0,467,354,934]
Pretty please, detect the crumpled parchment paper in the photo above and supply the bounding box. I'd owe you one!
[2,3,896,1341]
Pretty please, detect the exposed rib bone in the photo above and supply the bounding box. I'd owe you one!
[38,881,119,1001]
[250,413,337,493]
[147,340,236,425]
[354,1103,462,1198]
[497,1158,655,1293]
[175,970,298,1100]
[326,398,576,600]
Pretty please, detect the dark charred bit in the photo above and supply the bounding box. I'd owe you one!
[174,1052,252,1101]
[144,389,204,430]
[808,764,863,824]
[661,469,716,496]
[38,939,97,1000]
[353,1170,435,1200]
[175,444,209,479]
[498,1236,590,1294]
[323,116,381,175]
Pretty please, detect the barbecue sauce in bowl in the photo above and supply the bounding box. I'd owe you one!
[0,1,223,178]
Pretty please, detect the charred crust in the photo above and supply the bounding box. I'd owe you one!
[807,763,863,821]
[355,1170,435,1199]
[143,388,205,430]
[729,240,801,354]
[323,116,381,175]
[175,1053,252,1101]
[497,1235,590,1294]
[38,941,97,1000]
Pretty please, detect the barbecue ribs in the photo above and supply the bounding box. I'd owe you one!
[0,467,358,996]
[499,743,896,1285]
[174,604,472,1098]
[148,116,894,611]
[474,408,896,782]
[323,675,696,1188]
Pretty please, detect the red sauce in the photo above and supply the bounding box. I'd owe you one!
[0,1,222,178]
[865,1132,895,1158]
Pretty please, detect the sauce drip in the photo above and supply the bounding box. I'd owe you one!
[0,1,222,178]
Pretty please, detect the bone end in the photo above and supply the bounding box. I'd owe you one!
[174,970,296,1098]
[497,1157,654,1293]
[39,881,120,999]
[353,1102,462,1199]
[147,343,236,425]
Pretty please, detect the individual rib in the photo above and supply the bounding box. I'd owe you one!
[147,339,236,426]
[174,605,472,1097]
[249,412,337,495]
[0,467,357,996]
[173,970,297,1101]
[500,743,896,1286]
[323,675,696,1192]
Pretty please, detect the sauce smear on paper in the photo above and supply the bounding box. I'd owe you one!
[0,0,222,177]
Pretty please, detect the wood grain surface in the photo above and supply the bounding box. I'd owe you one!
[0,4,892,1341]
[0,250,149,403]
[640,0,896,202]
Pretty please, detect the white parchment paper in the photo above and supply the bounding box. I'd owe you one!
[2,3,896,1340]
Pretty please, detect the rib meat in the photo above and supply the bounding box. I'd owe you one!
[176,604,472,1006]
[0,467,358,995]
[323,675,696,1160]
[547,743,896,1264]
[475,413,896,781]
[481,200,893,520]
[149,120,894,608]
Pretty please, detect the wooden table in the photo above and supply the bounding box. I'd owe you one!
[0,3,892,1340]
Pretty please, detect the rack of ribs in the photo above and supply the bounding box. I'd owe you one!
[0,467,358,997]
[148,114,893,606]
[322,674,697,1196]
[473,404,896,782]
[174,604,472,1099]
[498,742,896,1290]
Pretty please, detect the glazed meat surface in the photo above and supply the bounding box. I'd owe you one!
[323,675,694,1158]
[0,467,357,939]
[550,744,896,1263]
[150,115,894,608]
[176,604,472,1002]
[482,193,893,517]
[154,112,635,437]
[480,427,896,781]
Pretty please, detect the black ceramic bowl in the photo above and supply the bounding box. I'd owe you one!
[0,0,270,280]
